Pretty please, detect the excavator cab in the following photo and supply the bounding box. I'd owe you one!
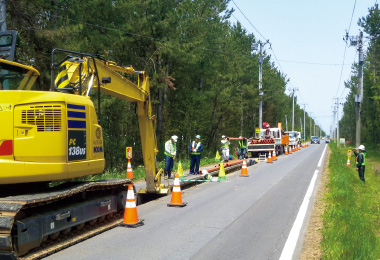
[0,30,41,91]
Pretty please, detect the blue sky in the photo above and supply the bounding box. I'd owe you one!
[228,0,376,135]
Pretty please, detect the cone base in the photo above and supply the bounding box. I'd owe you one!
[120,219,144,228]
[239,174,249,177]
[167,202,187,207]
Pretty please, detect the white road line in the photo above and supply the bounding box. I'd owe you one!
[280,146,326,259]
[279,169,319,260]
[317,144,327,167]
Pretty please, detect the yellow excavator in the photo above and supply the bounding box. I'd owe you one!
[0,30,166,258]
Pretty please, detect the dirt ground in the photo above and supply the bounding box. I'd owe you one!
[299,148,330,260]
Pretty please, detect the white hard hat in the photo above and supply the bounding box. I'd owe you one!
[196,135,201,139]
[202,170,208,176]
[358,145,365,150]
[222,135,226,138]
[171,135,178,142]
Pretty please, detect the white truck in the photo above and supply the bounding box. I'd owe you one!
[247,123,289,156]
[284,131,300,150]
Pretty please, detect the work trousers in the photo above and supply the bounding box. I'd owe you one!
[190,154,201,174]
[164,155,174,178]
[358,165,365,182]
[240,148,247,159]
[221,148,229,162]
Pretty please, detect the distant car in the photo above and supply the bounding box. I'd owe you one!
[311,136,320,144]
[325,138,330,143]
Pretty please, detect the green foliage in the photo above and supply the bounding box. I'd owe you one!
[322,144,380,259]
[7,0,314,170]
[340,4,380,146]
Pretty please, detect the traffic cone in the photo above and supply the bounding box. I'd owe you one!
[272,150,277,161]
[346,158,351,167]
[126,158,134,179]
[240,159,249,177]
[168,174,187,207]
[215,151,221,162]
[121,184,143,227]
[218,162,226,181]
[177,161,185,180]
[289,146,293,154]
[267,152,273,163]
[285,146,288,155]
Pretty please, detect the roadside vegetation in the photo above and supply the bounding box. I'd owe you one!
[66,156,219,183]
[322,143,380,259]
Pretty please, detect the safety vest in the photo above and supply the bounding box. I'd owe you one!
[191,141,201,155]
[221,139,229,148]
[239,140,247,148]
[360,152,366,166]
[164,141,176,157]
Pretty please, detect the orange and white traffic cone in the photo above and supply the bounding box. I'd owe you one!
[346,158,351,167]
[167,174,187,207]
[126,158,134,179]
[240,159,249,177]
[267,151,273,163]
[272,150,277,161]
[285,146,288,155]
[121,184,143,227]
[289,146,293,154]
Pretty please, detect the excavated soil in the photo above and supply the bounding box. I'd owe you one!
[300,148,330,260]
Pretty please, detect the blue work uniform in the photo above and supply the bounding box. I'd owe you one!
[189,140,203,174]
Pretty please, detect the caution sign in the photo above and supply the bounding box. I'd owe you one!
[126,147,132,159]
[0,104,12,112]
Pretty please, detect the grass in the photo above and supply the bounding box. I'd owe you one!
[321,143,380,259]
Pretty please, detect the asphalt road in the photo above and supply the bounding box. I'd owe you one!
[46,143,327,260]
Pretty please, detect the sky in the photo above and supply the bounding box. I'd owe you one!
[228,0,376,135]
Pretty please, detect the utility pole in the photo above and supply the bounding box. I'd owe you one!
[291,88,297,132]
[0,0,6,31]
[300,118,302,136]
[334,97,340,147]
[252,40,270,129]
[285,115,288,132]
[302,104,306,141]
[309,113,312,139]
[345,31,364,147]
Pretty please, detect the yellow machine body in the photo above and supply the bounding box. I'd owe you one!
[0,90,105,184]
[0,53,161,192]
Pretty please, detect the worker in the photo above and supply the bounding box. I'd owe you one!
[353,145,366,182]
[189,135,203,175]
[239,136,248,159]
[164,135,178,179]
[220,135,230,162]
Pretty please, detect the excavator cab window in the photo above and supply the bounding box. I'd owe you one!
[0,61,40,90]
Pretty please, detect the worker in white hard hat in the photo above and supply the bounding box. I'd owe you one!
[164,135,178,179]
[353,144,366,182]
[220,135,230,162]
[188,135,203,175]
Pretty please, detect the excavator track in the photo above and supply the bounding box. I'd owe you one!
[0,179,132,259]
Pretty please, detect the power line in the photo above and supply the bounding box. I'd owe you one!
[278,59,349,66]
[231,0,267,41]
[347,0,357,34]
[335,0,357,101]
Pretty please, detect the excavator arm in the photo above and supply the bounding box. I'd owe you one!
[51,49,163,194]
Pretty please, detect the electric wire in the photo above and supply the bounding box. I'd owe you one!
[231,0,267,41]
